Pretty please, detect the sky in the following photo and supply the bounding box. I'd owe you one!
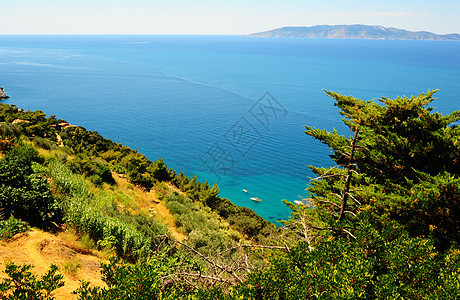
[1,0,459,35]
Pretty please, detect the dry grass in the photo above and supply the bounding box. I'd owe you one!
[110,173,187,241]
[63,258,82,277]
[35,143,186,241]
[57,228,96,256]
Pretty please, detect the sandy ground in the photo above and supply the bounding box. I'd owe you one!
[0,229,106,299]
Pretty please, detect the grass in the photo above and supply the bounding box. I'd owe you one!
[18,142,248,261]
[57,228,95,256]
[63,258,82,277]
[110,173,187,241]
[48,159,171,261]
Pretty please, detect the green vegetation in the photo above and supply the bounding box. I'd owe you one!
[48,158,168,261]
[171,172,274,240]
[1,90,459,299]
[165,192,241,254]
[0,103,273,241]
[0,144,61,227]
[62,258,82,277]
[220,90,460,299]
[74,257,182,299]
[0,261,64,300]
[0,216,28,240]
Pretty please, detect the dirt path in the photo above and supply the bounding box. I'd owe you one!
[0,229,105,299]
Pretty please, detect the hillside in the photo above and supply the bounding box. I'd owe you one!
[0,98,277,298]
[0,163,189,299]
[247,24,460,40]
[0,229,105,299]
[1,90,460,299]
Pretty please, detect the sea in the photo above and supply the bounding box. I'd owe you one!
[1,35,459,224]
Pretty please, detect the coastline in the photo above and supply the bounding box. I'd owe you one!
[0,87,9,100]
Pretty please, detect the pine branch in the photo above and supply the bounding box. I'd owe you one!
[316,199,340,208]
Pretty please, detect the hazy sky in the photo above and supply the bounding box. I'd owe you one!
[1,0,459,35]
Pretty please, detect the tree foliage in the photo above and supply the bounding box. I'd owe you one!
[232,90,460,299]
[303,90,460,247]
[0,144,61,226]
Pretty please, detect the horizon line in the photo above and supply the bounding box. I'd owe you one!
[1,24,458,36]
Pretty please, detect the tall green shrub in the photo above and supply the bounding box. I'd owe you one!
[0,145,60,226]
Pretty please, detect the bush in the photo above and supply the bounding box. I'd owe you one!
[0,261,64,300]
[0,144,61,226]
[74,257,181,299]
[54,151,68,163]
[0,123,21,140]
[33,136,54,150]
[0,216,28,240]
[0,139,16,153]
[165,193,241,254]
[224,219,460,300]
[171,171,275,240]
[68,155,115,185]
[151,158,171,182]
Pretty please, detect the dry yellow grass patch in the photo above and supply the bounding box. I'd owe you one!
[110,173,187,241]
[0,229,106,300]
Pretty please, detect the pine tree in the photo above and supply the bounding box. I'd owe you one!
[236,91,460,299]
[304,90,460,247]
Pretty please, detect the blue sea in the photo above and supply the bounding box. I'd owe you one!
[1,35,459,224]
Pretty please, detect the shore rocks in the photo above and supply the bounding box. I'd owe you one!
[0,87,10,100]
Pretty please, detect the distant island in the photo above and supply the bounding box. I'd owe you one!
[247,25,460,41]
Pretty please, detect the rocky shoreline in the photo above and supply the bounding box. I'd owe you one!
[0,87,10,100]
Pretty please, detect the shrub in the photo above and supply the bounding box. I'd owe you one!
[74,257,181,299]
[165,193,241,254]
[0,139,15,153]
[0,216,28,240]
[68,155,115,185]
[33,136,54,150]
[54,151,68,163]
[63,258,82,277]
[151,158,171,182]
[0,123,21,139]
[0,144,61,226]
[0,261,64,300]
[89,174,103,186]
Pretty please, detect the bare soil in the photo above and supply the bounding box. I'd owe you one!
[0,229,106,299]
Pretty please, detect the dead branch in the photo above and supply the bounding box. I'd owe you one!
[172,239,246,283]
[346,193,362,205]
[343,210,358,218]
[316,199,341,208]
[161,272,232,284]
[342,229,357,239]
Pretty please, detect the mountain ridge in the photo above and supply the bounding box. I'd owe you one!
[247,25,460,40]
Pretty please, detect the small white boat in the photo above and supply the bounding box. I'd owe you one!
[250,197,262,202]
[243,189,248,193]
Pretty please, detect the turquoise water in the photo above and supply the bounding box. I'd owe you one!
[1,35,459,223]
